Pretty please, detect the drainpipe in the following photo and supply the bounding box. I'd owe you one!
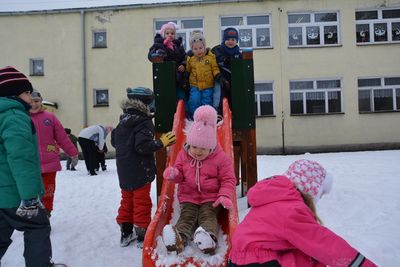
[81,10,88,127]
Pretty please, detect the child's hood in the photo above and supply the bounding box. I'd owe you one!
[0,96,30,113]
[118,98,152,127]
[247,175,301,208]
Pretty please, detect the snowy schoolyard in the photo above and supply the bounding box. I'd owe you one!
[2,149,400,267]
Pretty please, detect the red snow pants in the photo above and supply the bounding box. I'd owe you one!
[116,184,152,229]
[42,172,57,212]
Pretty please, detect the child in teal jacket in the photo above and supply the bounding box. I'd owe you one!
[0,66,54,267]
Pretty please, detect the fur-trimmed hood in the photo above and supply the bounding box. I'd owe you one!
[118,98,152,128]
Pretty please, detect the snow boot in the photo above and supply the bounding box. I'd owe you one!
[162,224,184,253]
[134,225,146,242]
[120,222,137,247]
[101,164,107,171]
[193,226,217,255]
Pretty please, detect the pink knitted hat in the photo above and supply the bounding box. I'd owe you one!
[186,105,217,150]
[284,159,333,203]
[160,22,177,38]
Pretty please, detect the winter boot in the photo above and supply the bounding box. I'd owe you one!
[101,164,107,171]
[162,224,185,253]
[134,225,146,242]
[193,226,217,255]
[70,166,76,171]
[120,222,137,247]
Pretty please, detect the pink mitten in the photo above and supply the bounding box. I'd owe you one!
[163,167,179,181]
[212,196,233,210]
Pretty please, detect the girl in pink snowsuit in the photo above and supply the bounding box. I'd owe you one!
[228,159,377,267]
[162,105,236,255]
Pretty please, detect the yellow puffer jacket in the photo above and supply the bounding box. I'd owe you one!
[186,49,220,90]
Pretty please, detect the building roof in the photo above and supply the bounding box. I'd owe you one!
[0,0,201,13]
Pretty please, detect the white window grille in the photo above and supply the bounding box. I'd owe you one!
[356,8,400,44]
[288,11,340,47]
[289,79,343,114]
[220,14,272,48]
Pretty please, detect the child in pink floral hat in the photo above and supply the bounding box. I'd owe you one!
[161,105,236,255]
[228,159,377,267]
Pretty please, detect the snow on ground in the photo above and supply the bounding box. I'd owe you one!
[2,150,400,266]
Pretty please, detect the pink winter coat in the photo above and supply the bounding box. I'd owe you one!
[30,109,78,173]
[229,175,377,267]
[172,144,236,204]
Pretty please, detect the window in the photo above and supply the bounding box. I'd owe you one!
[356,8,400,44]
[93,89,109,107]
[92,30,107,48]
[154,18,203,50]
[255,82,274,116]
[220,14,272,48]
[358,77,400,112]
[288,12,340,47]
[29,59,44,76]
[290,79,342,115]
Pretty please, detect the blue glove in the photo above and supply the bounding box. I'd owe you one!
[16,196,45,219]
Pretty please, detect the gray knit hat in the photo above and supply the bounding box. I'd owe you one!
[189,31,206,48]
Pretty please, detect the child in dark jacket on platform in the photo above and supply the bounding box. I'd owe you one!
[148,22,188,104]
[211,27,242,112]
[162,105,236,255]
[228,159,377,267]
[111,87,176,247]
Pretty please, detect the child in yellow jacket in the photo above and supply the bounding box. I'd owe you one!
[186,31,220,119]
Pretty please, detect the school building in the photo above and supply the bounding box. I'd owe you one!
[0,0,399,154]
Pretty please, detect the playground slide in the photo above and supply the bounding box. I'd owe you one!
[143,99,238,267]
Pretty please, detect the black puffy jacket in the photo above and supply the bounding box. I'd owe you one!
[111,99,163,190]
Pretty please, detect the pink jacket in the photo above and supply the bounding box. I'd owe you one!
[30,109,78,173]
[172,145,236,204]
[229,175,377,267]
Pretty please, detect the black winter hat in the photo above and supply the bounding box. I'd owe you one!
[0,66,33,97]
[126,87,155,105]
[223,27,239,42]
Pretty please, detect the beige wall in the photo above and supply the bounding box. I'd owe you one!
[1,0,399,153]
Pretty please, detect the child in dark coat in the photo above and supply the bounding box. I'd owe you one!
[148,22,188,104]
[111,87,176,247]
[64,128,78,171]
[211,27,242,113]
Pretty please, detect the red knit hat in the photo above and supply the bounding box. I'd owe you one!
[0,66,33,97]
[186,105,217,150]
[284,159,333,203]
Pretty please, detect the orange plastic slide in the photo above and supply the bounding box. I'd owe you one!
[142,99,238,267]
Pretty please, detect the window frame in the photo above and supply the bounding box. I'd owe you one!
[92,30,107,48]
[154,18,204,51]
[220,14,273,49]
[254,81,275,117]
[289,78,343,115]
[29,58,44,76]
[93,89,109,107]
[355,8,400,45]
[287,11,341,48]
[358,76,400,113]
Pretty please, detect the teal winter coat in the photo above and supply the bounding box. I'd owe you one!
[0,97,44,208]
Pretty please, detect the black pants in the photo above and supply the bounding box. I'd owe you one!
[78,137,98,175]
[0,207,52,267]
[227,260,281,267]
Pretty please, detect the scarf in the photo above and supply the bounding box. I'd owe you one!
[221,43,241,57]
